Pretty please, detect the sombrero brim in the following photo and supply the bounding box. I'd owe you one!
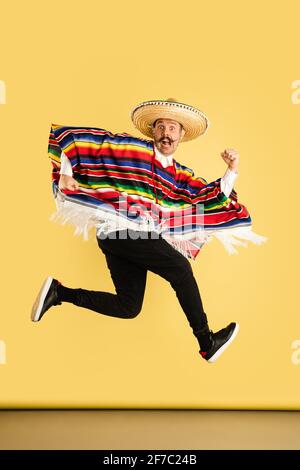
[131,100,209,142]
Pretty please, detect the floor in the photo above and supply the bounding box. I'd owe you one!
[0,410,300,449]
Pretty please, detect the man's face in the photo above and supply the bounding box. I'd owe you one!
[152,118,184,156]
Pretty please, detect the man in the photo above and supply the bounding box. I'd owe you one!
[31,99,265,363]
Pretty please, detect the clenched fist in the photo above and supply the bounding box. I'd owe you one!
[59,175,79,191]
[220,148,239,172]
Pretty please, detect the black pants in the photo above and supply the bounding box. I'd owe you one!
[65,230,209,343]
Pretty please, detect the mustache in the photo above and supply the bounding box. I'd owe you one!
[159,136,174,144]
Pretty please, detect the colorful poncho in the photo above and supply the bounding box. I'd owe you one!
[48,124,267,259]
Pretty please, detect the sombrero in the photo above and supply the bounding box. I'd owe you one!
[131,98,209,142]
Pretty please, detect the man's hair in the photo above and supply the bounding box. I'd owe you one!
[152,119,183,131]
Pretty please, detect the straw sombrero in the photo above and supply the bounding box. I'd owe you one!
[131,98,209,142]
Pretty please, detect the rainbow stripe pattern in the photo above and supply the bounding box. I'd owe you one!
[48,124,252,258]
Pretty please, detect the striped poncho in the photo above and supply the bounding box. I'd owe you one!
[48,124,267,259]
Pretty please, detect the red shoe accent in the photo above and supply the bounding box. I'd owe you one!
[200,351,207,358]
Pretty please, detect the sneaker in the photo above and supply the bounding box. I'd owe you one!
[200,322,239,363]
[31,277,62,322]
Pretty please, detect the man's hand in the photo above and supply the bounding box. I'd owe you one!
[220,148,239,172]
[58,175,79,191]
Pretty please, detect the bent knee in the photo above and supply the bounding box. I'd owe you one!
[122,303,143,319]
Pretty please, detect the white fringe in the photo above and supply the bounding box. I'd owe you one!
[49,197,101,241]
[212,226,268,254]
[161,237,209,259]
[49,191,159,240]
[162,230,212,259]
[49,192,268,256]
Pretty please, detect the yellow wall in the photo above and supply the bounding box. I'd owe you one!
[1,0,299,409]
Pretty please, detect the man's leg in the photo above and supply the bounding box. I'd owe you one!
[31,232,148,321]
[94,231,211,350]
[57,250,147,319]
[142,238,212,351]
[140,236,239,361]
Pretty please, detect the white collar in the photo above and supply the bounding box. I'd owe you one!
[154,145,174,168]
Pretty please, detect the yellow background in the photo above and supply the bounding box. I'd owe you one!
[0,0,299,409]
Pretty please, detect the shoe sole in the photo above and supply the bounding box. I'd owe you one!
[31,276,53,322]
[207,323,240,363]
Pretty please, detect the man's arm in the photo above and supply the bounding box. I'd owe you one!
[220,167,238,198]
[58,152,79,191]
[175,148,239,205]
[60,151,73,176]
[220,148,239,198]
